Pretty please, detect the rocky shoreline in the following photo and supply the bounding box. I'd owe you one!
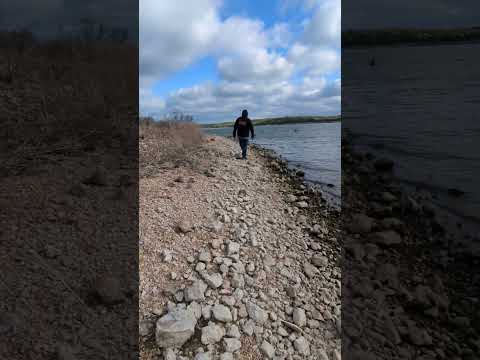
[342,129,479,359]
[139,136,341,360]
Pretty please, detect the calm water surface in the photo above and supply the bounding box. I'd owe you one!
[344,43,480,233]
[205,122,341,205]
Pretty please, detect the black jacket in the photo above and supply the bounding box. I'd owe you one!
[233,117,254,138]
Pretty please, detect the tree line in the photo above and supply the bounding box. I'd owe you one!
[140,112,195,124]
[343,27,480,47]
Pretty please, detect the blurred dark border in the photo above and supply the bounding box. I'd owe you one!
[342,1,480,359]
[0,1,139,359]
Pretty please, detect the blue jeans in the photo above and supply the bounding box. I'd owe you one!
[239,137,249,159]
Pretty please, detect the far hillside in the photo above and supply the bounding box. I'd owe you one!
[201,115,340,128]
[343,27,480,47]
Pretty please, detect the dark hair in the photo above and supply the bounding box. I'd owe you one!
[241,109,248,118]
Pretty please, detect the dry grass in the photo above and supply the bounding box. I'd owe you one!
[0,36,138,177]
[0,34,139,359]
[139,120,204,178]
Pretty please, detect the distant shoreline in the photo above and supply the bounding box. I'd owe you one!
[201,115,341,128]
[343,27,480,47]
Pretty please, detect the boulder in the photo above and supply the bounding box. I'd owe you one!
[246,302,268,324]
[369,231,402,246]
[347,214,374,234]
[212,304,233,323]
[260,340,275,359]
[201,323,225,345]
[156,308,197,348]
[184,280,207,302]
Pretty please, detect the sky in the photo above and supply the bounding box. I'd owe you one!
[140,0,341,123]
[0,0,137,39]
[2,0,479,123]
[343,0,480,30]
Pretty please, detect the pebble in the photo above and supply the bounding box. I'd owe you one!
[296,201,308,208]
[184,280,207,302]
[369,230,402,246]
[220,353,234,360]
[303,262,318,278]
[242,320,255,336]
[201,323,225,345]
[194,352,212,360]
[211,239,222,249]
[292,308,307,327]
[163,348,176,360]
[227,242,240,255]
[223,338,242,353]
[177,221,193,233]
[198,250,212,263]
[246,302,268,324]
[226,324,241,338]
[204,273,224,289]
[293,336,310,355]
[94,275,124,305]
[260,340,275,359]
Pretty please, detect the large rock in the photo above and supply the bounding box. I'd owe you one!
[260,340,275,359]
[293,336,310,355]
[369,231,402,246]
[177,220,193,233]
[311,255,328,268]
[224,338,242,352]
[202,272,223,289]
[212,304,233,322]
[292,308,307,327]
[139,319,155,337]
[246,302,268,324]
[201,323,225,345]
[94,275,124,305]
[303,262,318,278]
[347,214,374,234]
[296,201,308,208]
[198,250,212,263]
[156,308,197,348]
[227,242,240,255]
[184,280,207,302]
[220,353,234,360]
[194,352,212,360]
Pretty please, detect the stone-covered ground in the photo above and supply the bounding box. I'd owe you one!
[342,130,480,360]
[139,136,341,360]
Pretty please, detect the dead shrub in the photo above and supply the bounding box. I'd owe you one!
[0,38,138,176]
[139,121,204,177]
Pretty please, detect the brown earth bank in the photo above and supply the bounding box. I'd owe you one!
[139,130,341,360]
[342,129,480,360]
[0,39,138,359]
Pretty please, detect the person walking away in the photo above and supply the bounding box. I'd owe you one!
[233,109,254,160]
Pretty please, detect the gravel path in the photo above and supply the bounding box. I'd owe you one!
[140,136,341,360]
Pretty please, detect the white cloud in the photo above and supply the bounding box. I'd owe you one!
[209,16,294,82]
[164,76,339,122]
[288,44,339,76]
[302,0,341,47]
[140,0,341,121]
[140,0,221,83]
[140,88,166,116]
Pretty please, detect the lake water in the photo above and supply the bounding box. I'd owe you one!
[205,122,341,205]
[343,43,480,234]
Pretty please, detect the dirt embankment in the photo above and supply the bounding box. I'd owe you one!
[1,39,138,359]
[139,128,341,360]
